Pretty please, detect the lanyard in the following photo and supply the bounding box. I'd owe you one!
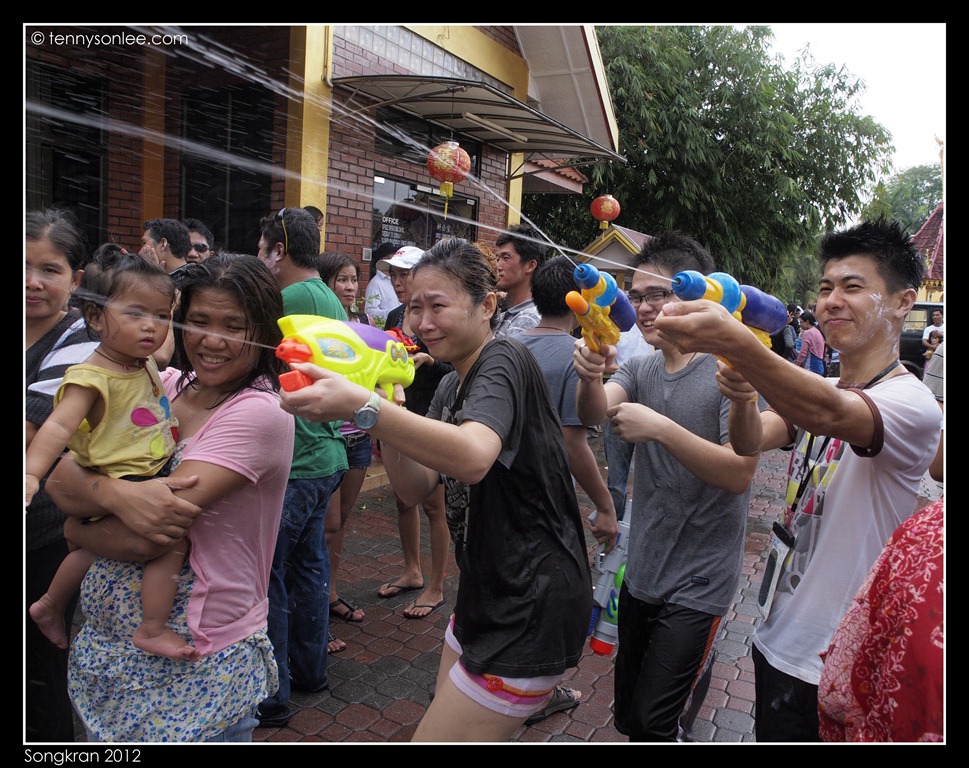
[837,360,901,391]
[790,432,833,518]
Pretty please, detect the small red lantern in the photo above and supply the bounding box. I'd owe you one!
[427,141,471,219]
[590,194,621,230]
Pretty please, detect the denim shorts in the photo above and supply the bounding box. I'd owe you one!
[344,431,373,470]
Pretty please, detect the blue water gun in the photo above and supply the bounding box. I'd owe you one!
[275,315,415,398]
[565,264,637,353]
[669,271,788,349]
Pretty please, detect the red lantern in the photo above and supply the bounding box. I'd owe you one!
[427,141,471,219]
[590,194,621,230]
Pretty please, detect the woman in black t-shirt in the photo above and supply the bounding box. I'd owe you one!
[279,238,605,741]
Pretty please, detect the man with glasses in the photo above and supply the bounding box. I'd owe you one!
[182,218,217,263]
[255,207,349,728]
[574,231,759,741]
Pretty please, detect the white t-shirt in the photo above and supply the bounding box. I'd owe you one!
[753,373,941,685]
[364,270,399,323]
[614,326,654,366]
[922,321,945,341]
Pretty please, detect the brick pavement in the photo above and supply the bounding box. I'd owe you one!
[251,439,789,744]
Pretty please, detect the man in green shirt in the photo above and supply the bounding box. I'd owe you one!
[256,207,349,728]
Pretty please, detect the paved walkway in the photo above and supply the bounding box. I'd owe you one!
[252,440,788,744]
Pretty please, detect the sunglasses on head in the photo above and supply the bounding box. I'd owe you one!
[274,208,290,254]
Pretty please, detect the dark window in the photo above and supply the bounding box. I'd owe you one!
[26,61,107,252]
[375,107,480,173]
[372,107,479,249]
[181,84,275,254]
[373,176,477,252]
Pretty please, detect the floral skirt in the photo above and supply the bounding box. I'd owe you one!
[69,557,278,742]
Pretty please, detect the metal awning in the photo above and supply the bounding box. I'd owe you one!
[332,75,626,174]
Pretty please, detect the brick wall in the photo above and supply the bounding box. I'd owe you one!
[474,25,519,53]
[328,29,512,279]
[29,24,519,266]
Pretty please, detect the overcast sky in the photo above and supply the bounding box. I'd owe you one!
[766,23,946,173]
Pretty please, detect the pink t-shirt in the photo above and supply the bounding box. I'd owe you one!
[795,325,826,367]
[162,370,294,655]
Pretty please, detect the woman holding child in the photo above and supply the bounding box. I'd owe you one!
[48,254,294,742]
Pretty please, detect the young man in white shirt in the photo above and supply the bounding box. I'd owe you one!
[655,219,941,741]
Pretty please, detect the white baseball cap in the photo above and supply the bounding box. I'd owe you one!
[377,246,424,274]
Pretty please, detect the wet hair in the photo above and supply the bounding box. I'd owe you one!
[72,242,128,309]
[318,251,359,286]
[634,231,715,275]
[144,218,192,259]
[173,253,284,395]
[183,218,215,247]
[495,223,549,270]
[26,208,88,271]
[531,255,576,318]
[414,238,501,331]
[172,254,285,396]
[76,251,175,341]
[818,219,923,293]
[259,207,320,268]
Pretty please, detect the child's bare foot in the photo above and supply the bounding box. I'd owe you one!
[29,593,69,649]
[133,625,200,661]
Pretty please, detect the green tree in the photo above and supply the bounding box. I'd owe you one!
[860,163,943,234]
[523,25,893,295]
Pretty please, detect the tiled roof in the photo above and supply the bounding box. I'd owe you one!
[529,158,589,184]
[912,202,944,282]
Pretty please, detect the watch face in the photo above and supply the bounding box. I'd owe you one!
[353,393,380,430]
[354,407,378,430]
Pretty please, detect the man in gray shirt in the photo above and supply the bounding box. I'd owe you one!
[574,232,758,741]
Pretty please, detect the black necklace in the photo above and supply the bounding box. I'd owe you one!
[93,347,159,396]
[94,346,146,371]
[837,360,902,391]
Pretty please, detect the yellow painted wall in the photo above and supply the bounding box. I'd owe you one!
[407,25,527,226]
[299,25,332,220]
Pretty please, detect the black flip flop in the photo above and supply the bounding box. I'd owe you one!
[402,598,446,619]
[376,580,424,599]
[327,630,346,654]
[330,597,364,622]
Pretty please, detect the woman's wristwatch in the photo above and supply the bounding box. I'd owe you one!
[351,392,381,430]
